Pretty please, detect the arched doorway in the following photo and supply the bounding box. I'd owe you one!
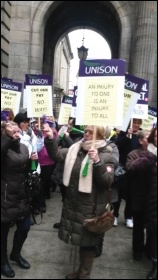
[30,1,131,76]
[6,1,156,107]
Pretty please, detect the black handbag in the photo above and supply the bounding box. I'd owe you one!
[25,172,41,198]
[114,164,126,182]
[25,172,43,225]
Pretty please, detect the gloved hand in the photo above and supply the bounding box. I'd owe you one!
[37,130,43,138]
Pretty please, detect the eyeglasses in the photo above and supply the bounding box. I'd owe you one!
[84,130,93,134]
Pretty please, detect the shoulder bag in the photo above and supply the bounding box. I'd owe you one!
[83,185,114,235]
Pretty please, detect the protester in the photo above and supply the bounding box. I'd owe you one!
[51,117,83,229]
[125,130,157,261]
[14,112,37,157]
[33,116,59,213]
[14,112,41,220]
[113,118,143,228]
[44,124,119,279]
[1,121,31,278]
[146,127,157,279]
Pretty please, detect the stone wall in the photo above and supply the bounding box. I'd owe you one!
[1,1,157,108]
[1,1,11,77]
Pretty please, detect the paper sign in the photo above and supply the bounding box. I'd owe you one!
[141,106,157,131]
[1,79,22,115]
[76,59,125,126]
[58,95,73,125]
[131,76,149,119]
[25,74,53,117]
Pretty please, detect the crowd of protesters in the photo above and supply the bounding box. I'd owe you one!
[1,108,157,279]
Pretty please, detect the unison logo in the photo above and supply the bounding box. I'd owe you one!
[85,66,118,74]
[1,83,19,91]
[29,79,49,85]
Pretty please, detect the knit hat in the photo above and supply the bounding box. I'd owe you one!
[14,112,30,124]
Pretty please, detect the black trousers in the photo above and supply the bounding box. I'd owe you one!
[132,211,146,253]
[1,216,30,264]
[113,177,132,219]
[41,164,56,197]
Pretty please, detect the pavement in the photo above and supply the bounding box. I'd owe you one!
[2,188,151,279]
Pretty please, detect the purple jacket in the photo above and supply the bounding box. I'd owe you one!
[35,129,59,166]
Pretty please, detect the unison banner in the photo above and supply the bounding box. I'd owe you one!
[141,106,157,131]
[1,79,22,115]
[76,59,125,126]
[117,74,142,131]
[58,95,73,125]
[25,74,53,117]
[70,86,78,118]
[131,77,149,119]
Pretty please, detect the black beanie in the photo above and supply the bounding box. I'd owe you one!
[14,112,30,124]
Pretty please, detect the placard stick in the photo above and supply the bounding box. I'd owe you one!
[129,118,133,139]
[38,117,41,130]
[92,126,97,148]
[82,125,97,177]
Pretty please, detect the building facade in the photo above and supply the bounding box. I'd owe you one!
[1,1,157,109]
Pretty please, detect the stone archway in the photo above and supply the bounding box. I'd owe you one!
[29,1,132,74]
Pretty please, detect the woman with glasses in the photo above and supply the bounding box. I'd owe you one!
[43,124,119,279]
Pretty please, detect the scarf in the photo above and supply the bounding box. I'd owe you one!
[147,143,157,157]
[63,139,106,193]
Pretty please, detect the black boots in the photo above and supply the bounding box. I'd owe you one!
[10,230,30,269]
[146,260,157,279]
[1,224,15,278]
[10,252,30,269]
[1,260,15,278]
[53,222,61,229]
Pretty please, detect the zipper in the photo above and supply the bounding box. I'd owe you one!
[5,183,7,202]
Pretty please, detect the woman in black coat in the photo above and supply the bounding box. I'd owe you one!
[44,124,119,279]
[1,121,30,278]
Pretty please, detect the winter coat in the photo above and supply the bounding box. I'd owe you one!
[35,129,59,166]
[115,130,142,166]
[51,132,82,185]
[1,135,30,223]
[45,138,119,247]
[125,148,157,212]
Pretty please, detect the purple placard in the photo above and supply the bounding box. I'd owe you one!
[72,86,78,107]
[25,74,52,86]
[1,77,13,82]
[125,74,143,93]
[79,59,125,77]
[125,74,149,105]
[148,106,157,118]
[62,95,73,105]
[1,79,22,92]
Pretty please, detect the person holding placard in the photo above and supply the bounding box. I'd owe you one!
[43,124,119,279]
[113,118,143,228]
[51,117,83,229]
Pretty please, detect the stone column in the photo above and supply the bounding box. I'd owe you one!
[130,1,157,106]
[8,2,32,83]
